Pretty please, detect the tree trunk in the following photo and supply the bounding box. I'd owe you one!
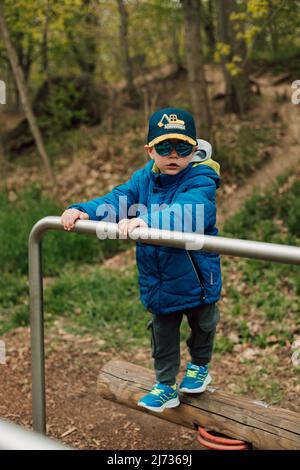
[170,29,182,71]
[267,0,278,58]
[216,0,251,115]
[0,125,5,165]
[42,0,50,80]
[0,5,54,183]
[16,36,33,86]
[216,0,237,112]
[181,0,212,141]
[117,0,139,105]
[204,0,216,52]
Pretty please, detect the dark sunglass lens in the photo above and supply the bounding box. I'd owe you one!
[176,142,193,156]
[154,141,172,156]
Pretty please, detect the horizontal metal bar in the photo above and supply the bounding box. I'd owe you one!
[0,420,70,450]
[31,216,300,265]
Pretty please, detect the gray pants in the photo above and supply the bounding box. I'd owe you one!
[147,303,220,385]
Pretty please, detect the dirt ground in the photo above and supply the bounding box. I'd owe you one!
[0,326,203,450]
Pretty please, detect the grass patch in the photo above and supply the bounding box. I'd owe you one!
[0,272,29,334]
[0,263,149,347]
[44,264,148,349]
[240,374,284,405]
[219,172,300,359]
[0,182,128,276]
[45,125,96,163]
[252,47,300,76]
[214,336,235,354]
[223,175,300,242]
[216,124,276,183]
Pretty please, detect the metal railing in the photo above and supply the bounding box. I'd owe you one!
[29,216,300,434]
[0,420,70,450]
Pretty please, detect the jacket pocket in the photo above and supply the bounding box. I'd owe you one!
[187,251,206,302]
[191,252,222,301]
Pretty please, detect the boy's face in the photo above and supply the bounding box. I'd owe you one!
[145,139,196,175]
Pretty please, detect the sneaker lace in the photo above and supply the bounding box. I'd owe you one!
[150,386,163,396]
[186,370,198,378]
[187,366,207,379]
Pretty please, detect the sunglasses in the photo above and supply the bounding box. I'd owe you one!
[154,140,194,157]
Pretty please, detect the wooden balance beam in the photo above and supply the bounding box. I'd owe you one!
[97,360,300,450]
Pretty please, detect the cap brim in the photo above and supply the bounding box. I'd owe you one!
[148,133,197,146]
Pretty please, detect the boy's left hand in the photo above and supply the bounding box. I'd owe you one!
[118,218,148,236]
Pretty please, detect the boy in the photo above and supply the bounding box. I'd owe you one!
[61,107,222,413]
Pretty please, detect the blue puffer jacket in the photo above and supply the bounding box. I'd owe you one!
[68,158,222,315]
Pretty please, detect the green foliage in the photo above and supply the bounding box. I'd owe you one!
[1,0,88,81]
[241,374,284,404]
[44,125,95,161]
[0,0,299,99]
[0,272,29,334]
[214,337,234,353]
[0,183,127,276]
[128,0,183,69]
[0,271,27,307]
[44,265,148,348]
[0,0,185,86]
[216,124,275,182]
[223,191,278,240]
[38,81,88,137]
[228,0,300,64]
[223,174,300,242]
[278,180,300,236]
[220,172,300,362]
[0,263,148,347]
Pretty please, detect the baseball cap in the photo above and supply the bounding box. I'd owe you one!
[147,107,197,146]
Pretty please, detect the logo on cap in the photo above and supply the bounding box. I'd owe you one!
[158,113,186,130]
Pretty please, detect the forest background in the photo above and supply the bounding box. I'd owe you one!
[0,0,299,450]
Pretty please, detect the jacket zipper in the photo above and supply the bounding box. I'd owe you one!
[187,251,206,302]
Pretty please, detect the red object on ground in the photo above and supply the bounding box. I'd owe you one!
[197,426,250,450]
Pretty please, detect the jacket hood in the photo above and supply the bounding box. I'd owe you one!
[192,159,221,187]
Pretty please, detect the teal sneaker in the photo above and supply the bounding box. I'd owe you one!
[138,383,180,412]
[179,363,211,393]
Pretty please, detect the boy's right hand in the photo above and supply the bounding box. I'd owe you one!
[61,208,89,231]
